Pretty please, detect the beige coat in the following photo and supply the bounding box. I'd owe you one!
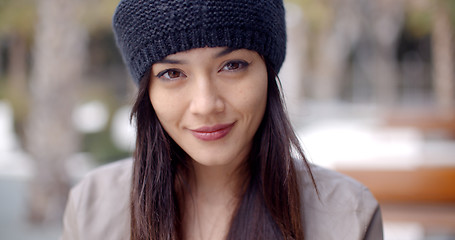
[61,159,383,240]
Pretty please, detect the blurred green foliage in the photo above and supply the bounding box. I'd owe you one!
[405,8,432,38]
[445,0,455,26]
[0,0,36,37]
[80,0,120,32]
[82,129,131,165]
[286,0,331,32]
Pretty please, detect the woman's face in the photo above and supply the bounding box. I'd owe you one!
[149,47,268,169]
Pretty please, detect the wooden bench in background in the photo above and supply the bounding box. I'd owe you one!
[338,167,455,203]
[338,167,455,232]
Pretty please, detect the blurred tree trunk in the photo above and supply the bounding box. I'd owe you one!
[5,32,30,137]
[367,0,404,105]
[25,0,86,223]
[432,0,455,111]
[280,3,307,122]
[7,32,28,92]
[312,0,403,104]
[312,0,359,101]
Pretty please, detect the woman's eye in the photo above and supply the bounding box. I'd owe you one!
[221,61,249,71]
[156,69,185,80]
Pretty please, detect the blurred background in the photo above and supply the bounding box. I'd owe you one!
[0,0,454,239]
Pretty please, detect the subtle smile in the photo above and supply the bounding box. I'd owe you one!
[189,122,235,141]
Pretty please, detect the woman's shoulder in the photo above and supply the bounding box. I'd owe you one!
[72,158,133,192]
[69,158,133,203]
[298,163,374,201]
[295,162,383,239]
[61,158,133,240]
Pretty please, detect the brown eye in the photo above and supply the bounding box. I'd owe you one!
[222,61,249,71]
[167,70,181,78]
[156,68,186,81]
[226,62,240,70]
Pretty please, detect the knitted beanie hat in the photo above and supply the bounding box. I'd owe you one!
[113,0,287,85]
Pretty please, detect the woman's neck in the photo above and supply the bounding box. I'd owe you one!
[192,162,243,201]
[182,160,248,240]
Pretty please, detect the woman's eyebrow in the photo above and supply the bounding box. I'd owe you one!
[215,48,237,58]
[155,59,186,64]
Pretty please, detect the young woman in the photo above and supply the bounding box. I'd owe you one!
[62,0,383,239]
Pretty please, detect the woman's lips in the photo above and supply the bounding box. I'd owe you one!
[190,123,235,141]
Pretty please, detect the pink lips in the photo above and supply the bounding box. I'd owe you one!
[190,123,235,141]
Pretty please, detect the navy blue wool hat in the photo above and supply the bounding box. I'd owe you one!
[113,0,287,85]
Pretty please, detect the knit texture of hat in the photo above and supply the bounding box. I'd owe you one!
[113,0,287,85]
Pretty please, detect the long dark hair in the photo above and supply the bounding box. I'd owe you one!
[130,59,315,240]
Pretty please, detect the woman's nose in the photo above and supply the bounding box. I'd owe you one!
[188,76,225,115]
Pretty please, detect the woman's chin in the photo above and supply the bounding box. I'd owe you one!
[189,154,240,169]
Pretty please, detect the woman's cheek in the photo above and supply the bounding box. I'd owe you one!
[235,80,267,119]
[150,90,179,123]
